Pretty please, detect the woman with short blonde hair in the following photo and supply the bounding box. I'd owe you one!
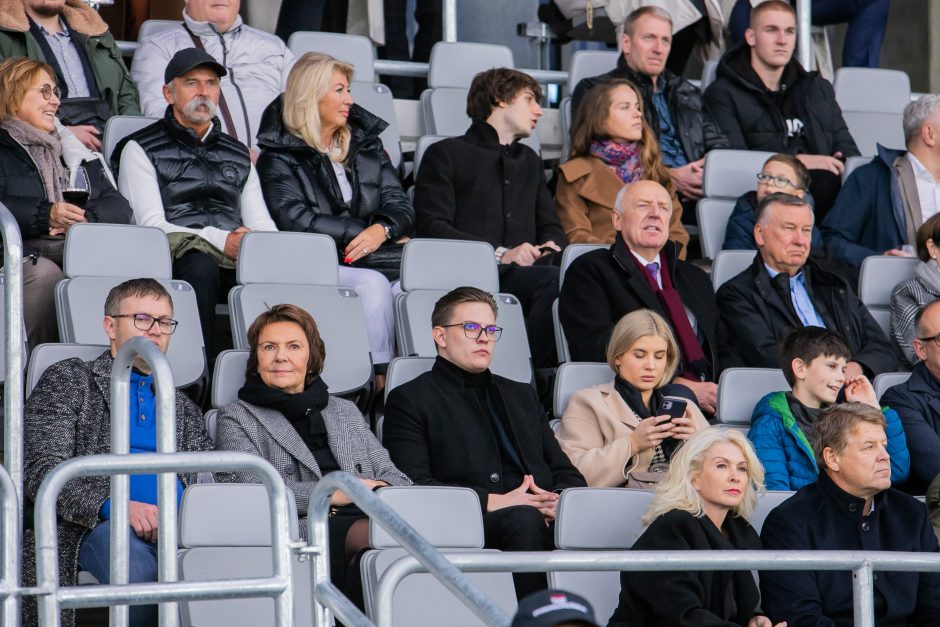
[556,309,707,487]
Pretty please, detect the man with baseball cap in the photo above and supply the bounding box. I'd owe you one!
[113,48,276,356]
[511,590,600,627]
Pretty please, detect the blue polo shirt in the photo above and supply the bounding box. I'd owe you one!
[100,370,184,519]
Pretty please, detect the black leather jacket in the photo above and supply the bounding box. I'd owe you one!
[255,96,413,247]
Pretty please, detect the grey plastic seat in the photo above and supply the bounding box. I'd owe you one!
[702,150,776,200]
[566,49,619,96]
[697,198,737,260]
[843,156,874,182]
[422,87,540,153]
[400,239,499,293]
[413,135,446,177]
[286,31,376,82]
[384,357,435,401]
[63,223,171,278]
[553,362,613,418]
[750,491,794,534]
[26,343,108,396]
[716,368,789,425]
[834,68,910,156]
[711,250,757,290]
[550,487,654,624]
[554,244,608,363]
[351,81,402,169]
[102,115,161,165]
[178,483,310,627]
[859,255,918,335]
[427,42,514,89]
[360,486,517,626]
[700,59,719,90]
[873,372,912,400]
[136,19,182,42]
[236,231,338,286]
[204,349,250,442]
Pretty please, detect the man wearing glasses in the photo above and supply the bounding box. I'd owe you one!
[383,286,585,599]
[717,193,896,379]
[22,278,229,627]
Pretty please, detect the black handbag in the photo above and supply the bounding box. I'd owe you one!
[56,97,111,134]
[349,241,404,281]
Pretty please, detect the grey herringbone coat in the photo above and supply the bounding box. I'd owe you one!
[216,397,411,537]
[22,350,227,627]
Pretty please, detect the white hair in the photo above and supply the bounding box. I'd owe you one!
[903,94,940,146]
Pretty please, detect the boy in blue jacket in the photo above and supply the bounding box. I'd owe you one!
[748,326,909,489]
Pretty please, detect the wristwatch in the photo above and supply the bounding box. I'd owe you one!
[381,223,393,240]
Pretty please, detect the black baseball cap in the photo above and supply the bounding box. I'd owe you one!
[163,48,227,84]
[511,590,600,627]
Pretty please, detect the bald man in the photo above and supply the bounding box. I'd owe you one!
[559,180,739,414]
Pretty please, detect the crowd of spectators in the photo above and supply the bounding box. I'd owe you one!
[5,0,940,625]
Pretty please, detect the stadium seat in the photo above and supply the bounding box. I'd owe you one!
[834,68,909,156]
[399,238,499,293]
[26,343,108,396]
[716,368,789,425]
[711,250,756,290]
[102,115,160,166]
[136,19,181,42]
[554,243,607,363]
[750,490,795,534]
[697,198,736,260]
[550,487,654,623]
[351,81,402,169]
[63,223,171,279]
[843,156,873,182]
[858,255,919,336]
[384,357,435,401]
[427,42,514,89]
[560,97,573,163]
[204,349,249,441]
[702,150,776,200]
[286,31,376,82]
[700,59,719,90]
[421,87,541,153]
[236,231,338,287]
[413,135,446,177]
[566,49,619,96]
[553,362,613,418]
[873,372,912,400]
[177,483,310,627]
[361,486,517,626]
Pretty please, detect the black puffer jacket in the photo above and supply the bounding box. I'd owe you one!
[0,126,131,244]
[703,42,859,157]
[570,56,729,162]
[256,96,413,247]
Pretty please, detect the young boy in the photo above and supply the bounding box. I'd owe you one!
[748,327,910,490]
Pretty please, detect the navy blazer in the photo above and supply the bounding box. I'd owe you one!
[881,362,940,493]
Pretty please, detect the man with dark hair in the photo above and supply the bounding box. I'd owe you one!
[717,192,896,376]
[414,67,566,368]
[760,402,940,626]
[384,286,586,598]
[0,0,141,149]
[22,278,231,627]
[703,0,859,220]
[570,6,728,203]
[115,48,277,355]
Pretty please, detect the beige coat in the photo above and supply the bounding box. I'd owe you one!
[555,382,709,487]
[556,156,689,259]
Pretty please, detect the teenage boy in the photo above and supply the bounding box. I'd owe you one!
[747,327,909,490]
[413,67,566,368]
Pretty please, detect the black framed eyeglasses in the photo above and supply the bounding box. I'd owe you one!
[756,172,799,190]
[37,84,60,101]
[111,313,179,335]
[440,322,503,342]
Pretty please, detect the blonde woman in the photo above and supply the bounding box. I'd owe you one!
[556,309,708,487]
[256,52,413,373]
[608,428,783,627]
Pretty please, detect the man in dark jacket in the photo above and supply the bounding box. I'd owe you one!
[571,6,728,202]
[114,48,276,355]
[821,95,940,269]
[414,67,566,368]
[717,193,896,378]
[703,0,859,220]
[760,402,940,626]
[559,180,736,414]
[882,301,940,494]
[0,0,141,149]
[384,287,586,598]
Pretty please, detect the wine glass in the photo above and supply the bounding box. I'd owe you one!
[63,166,90,207]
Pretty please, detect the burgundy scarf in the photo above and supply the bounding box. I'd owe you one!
[589,138,643,184]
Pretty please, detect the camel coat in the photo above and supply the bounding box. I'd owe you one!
[556,156,689,258]
[555,382,709,487]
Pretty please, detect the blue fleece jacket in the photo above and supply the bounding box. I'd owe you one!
[748,391,910,490]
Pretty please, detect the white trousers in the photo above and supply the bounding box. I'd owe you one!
[337,265,398,365]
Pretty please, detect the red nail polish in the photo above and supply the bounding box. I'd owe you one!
[343,256,352,264]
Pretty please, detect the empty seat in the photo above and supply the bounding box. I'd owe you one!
[361,486,517,626]
[553,362,613,418]
[711,250,756,290]
[716,368,789,425]
[427,42,514,89]
[873,371,912,400]
[286,31,376,82]
[236,231,338,287]
[550,487,654,624]
[697,198,737,260]
[834,68,909,156]
[103,115,161,165]
[702,150,776,200]
[63,223,172,279]
[858,255,919,335]
[27,343,109,396]
[351,81,402,169]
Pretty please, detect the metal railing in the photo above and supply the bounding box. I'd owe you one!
[1,202,25,516]
[797,0,813,70]
[0,464,20,627]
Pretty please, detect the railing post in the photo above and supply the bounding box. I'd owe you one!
[797,0,813,70]
[108,336,179,627]
[0,465,20,627]
[852,561,875,627]
[0,202,25,527]
[442,0,457,42]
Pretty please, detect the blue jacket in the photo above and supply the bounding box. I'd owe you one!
[880,362,940,494]
[748,391,910,490]
[820,145,908,268]
[723,190,823,252]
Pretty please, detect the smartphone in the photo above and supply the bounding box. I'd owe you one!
[660,397,688,419]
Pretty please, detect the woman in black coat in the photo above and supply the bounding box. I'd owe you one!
[608,427,782,627]
[257,52,414,372]
[0,57,131,349]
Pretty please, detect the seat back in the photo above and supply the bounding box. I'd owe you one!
[63,223,171,278]
[874,371,912,401]
[750,491,794,534]
[697,198,736,260]
[26,343,109,396]
[399,239,499,293]
[843,156,873,182]
[136,19,181,42]
[368,486,484,548]
[700,59,719,90]
[423,87,540,152]
[834,68,910,156]
[841,112,905,156]
[567,49,619,95]
[103,115,161,165]
[553,362,613,418]
[711,250,756,290]
[427,42,514,88]
[236,231,338,286]
[211,349,249,408]
[716,368,789,425]
[351,82,402,168]
[559,243,607,288]
[384,357,435,400]
[286,31,376,82]
[859,255,918,334]
[702,150,776,199]
[413,135,446,177]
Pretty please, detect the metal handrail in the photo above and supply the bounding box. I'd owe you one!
[0,464,20,627]
[306,473,511,627]
[0,202,25,525]
[33,451,294,627]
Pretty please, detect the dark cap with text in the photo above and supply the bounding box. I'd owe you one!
[511,590,599,627]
